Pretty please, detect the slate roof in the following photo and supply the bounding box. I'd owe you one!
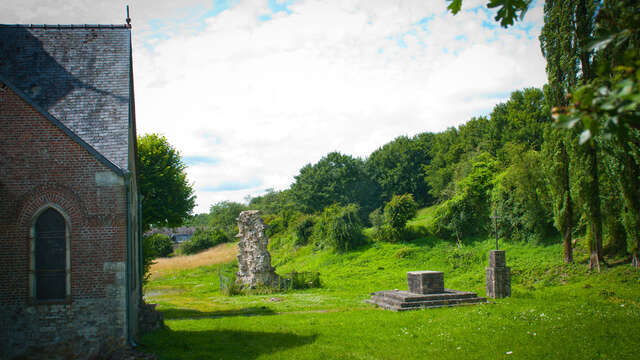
[0,24,132,170]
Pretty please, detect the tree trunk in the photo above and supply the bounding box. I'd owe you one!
[563,222,573,263]
[619,147,640,269]
[587,145,604,272]
[561,145,573,264]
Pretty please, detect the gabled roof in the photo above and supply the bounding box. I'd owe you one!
[0,24,132,170]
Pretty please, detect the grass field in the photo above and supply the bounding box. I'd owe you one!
[140,210,640,359]
[149,243,238,279]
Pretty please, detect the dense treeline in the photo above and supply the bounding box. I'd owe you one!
[188,80,637,266]
[187,1,639,267]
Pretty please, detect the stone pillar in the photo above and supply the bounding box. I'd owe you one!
[235,210,278,288]
[407,271,444,294]
[486,250,511,298]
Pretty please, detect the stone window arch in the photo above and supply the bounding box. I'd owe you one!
[30,204,71,303]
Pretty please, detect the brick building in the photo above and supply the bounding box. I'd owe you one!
[0,23,143,358]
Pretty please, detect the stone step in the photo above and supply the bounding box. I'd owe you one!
[367,290,486,312]
[370,294,485,308]
[371,289,479,303]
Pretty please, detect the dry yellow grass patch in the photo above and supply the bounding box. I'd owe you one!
[150,242,238,279]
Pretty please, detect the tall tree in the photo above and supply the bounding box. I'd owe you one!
[542,127,575,263]
[551,0,640,266]
[208,201,248,238]
[540,0,603,269]
[540,1,579,264]
[137,134,196,231]
[291,152,379,220]
[365,134,433,206]
[489,88,550,154]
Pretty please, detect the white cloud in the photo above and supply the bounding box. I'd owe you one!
[4,0,548,213]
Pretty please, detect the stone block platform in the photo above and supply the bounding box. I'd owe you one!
[367,269,486,311]
[366,289,486,311]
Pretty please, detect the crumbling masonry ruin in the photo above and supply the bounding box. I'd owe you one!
[235,210,279,288]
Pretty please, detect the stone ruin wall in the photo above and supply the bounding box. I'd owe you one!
[235,210,278,288]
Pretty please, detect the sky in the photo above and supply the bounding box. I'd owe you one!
[1,0,548,214]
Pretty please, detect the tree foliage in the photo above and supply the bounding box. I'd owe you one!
[312,203,363,252]
[249,188,301,216]
[291,152,379,220]
[365,134,433,206]
[138,134,196,231]
[541,0,605,270]
[384,194,418,232]
[293,215,315,246]
[430,153,498,241]
[144,233,174,258]
[491,146,555,244]
[181,228,230,255]
[552,0,640,144]
[208,201,248,238]
[141,236,157,285]
[447,0,532,28]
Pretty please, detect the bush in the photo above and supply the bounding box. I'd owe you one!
[181,228,230,255]
[490,149,555,244]
[263,214,286,238]
[312,203,363,252]
[368,208,385,229]
[372,224,417,243]
[293,215,315,246]
[429,153,498,242]
[145,233,174,258]
[384,194,418,231]
[141,236,157,285]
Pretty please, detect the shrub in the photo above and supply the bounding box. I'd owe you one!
[490,149,555,244]
[294,215,315,246]
[263,214,287,238]
[429,153,498,242]
[145,233,174,258]
[368,208,385,229]
[312,203,363,252]
[141,236,157,285]
[384,194,418,231]
[182,228,230,255]
[372,224,418,243]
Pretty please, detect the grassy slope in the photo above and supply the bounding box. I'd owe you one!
[140,207,640,359]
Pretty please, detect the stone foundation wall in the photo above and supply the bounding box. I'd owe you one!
[0,261,127,359]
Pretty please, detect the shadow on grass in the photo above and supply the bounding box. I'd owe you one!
[139,327,317,360]
[162,306,277,320]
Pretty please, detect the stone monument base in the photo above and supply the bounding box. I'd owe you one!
[366,289,486,311]
[367,269,486,311]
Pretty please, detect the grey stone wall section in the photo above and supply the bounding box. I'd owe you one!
[235,210,278,288]
[1,261,127,359]
[486,250,511,298]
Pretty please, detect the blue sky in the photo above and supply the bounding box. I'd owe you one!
[3,0,548,214]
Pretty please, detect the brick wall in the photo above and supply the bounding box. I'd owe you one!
[0,83,130,358]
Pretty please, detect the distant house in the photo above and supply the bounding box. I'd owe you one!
[0,22,144,358]
[170,227,197,244]
[146,226,197,244]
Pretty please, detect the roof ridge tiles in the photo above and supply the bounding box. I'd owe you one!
[0,24,129,29]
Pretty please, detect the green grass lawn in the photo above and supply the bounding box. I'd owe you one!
[140,211,640,359]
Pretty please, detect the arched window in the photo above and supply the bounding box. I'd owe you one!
[34,208,67,300]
